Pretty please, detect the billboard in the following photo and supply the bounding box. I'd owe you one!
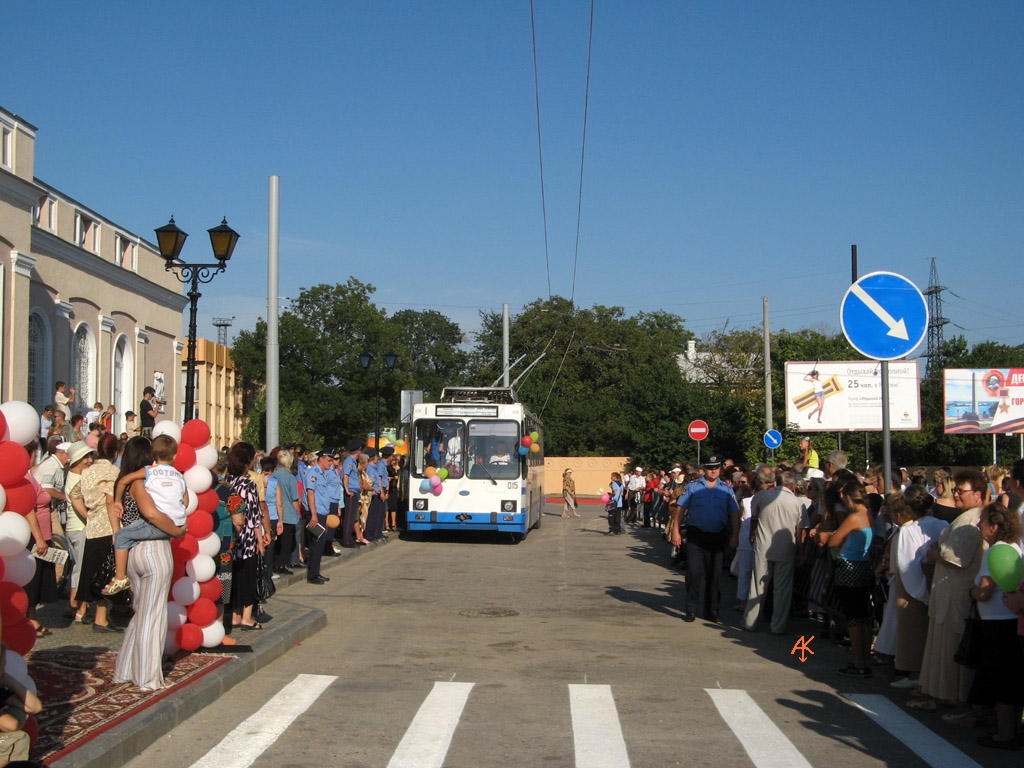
[943,369,1024,434]
[784,361,921,432]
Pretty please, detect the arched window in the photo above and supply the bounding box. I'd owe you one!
[72,323,95,414]
[27,312,52,413]
[112,334,134,433]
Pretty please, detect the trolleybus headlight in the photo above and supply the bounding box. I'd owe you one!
[414,499,428,511]
[501,500,516,512]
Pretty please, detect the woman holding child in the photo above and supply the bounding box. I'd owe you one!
[114,436,187,690]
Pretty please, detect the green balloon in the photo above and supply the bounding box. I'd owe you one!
[988,544,1023,593]
[438,467,449,480]
[530,431,540,442]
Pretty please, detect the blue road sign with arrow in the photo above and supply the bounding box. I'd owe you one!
[763,429,782,449]
[840,271,928,361]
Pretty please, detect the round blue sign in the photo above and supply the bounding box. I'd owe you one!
[840,271,928,361]
[763,429,782,449]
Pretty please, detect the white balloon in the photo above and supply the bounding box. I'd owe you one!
[197,532,221,558]
[3,650,28,689]
[0,512,31,557]
[0,486,7,512]
[164,629,180,657]
[183,465,213,494]
[1,550,35,586]
[196,442,219,470]
[24,676,36,696]
[185,489,198,515]
[0,401,39,446]
[170,576,199,606]
[152,420,182,442]
[185,554,215,583]
[167,601,188,630]
[200,620,225,648]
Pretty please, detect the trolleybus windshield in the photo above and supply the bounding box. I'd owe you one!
[466,420,521,480]
[411,418,465,478]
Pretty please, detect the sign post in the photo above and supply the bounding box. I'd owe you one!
[840,271,928,494]
[688,420,709,467]
[763,429,782,467]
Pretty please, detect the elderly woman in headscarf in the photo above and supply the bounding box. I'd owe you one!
[562,469,578,518]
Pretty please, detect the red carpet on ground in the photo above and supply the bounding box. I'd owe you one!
[26,647,230,765]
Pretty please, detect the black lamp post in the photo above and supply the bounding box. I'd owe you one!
[155,216,239,423]
[359,351,398,450]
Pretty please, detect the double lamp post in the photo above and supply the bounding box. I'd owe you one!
[359,351,397,450]
[155,216,239,423]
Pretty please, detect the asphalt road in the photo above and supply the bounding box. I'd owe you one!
[124,504,1016,768]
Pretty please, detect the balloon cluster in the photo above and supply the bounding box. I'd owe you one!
[518,431,541,456]
[152,419,227,654]
[0,400,60,746]
[419,466,449,496]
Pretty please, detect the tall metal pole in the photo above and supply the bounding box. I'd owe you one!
[266,175,280,450]
[374,369,382,454]
[502,303,510,387]
[854,244,868,471]
[881,362,892,494]
[184,275,201,423]
[763,297,771,431]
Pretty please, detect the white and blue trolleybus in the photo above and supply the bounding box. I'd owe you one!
[407,387,544,539]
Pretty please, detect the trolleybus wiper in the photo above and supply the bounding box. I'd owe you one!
[479,464,497,485]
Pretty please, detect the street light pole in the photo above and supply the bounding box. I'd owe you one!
[359,351,398,448]
[155,217,239,423]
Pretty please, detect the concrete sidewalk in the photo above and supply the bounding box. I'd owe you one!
[35,535,390,768]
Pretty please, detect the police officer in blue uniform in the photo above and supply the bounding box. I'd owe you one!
[305,449,340,584]
[365,448,385,540]
[340,439,362,547]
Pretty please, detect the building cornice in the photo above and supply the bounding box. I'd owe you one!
[99,315,116,334]
[31,228,188,313]
[0,169,40,209]
[55,300,73,319]
[174,341,185,356]
[11,250,35,278]
[136,329,149,345]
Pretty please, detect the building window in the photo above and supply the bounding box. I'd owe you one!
[34,196,56,232]
[75,213,99,254]
[0,123,11,169]
[72,323,94,411]
[28,312,52,414]
[114,233,132,267]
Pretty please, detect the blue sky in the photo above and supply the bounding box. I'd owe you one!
[5,2,1022,354]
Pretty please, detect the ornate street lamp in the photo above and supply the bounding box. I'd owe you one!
[359,351,398,449]
[155,216,239,423]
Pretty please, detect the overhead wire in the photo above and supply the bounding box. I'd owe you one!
[529,0,552,299]
[569,0,595,306]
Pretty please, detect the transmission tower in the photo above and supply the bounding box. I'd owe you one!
[923,258,949,376]
[212,316,235,346]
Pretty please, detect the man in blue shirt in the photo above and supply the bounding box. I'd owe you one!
[671,454,740,623]
[340,439,362,547]
[304,449,340,584]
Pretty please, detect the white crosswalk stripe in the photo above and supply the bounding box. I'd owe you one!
[187,673,336,768]
[569,684,631,768]
[386,681,475,768]
[845,694,984,768]
[706,688,813,768]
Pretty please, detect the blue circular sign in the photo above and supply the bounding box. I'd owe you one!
[763,429,782,449]
[840,271,928,361]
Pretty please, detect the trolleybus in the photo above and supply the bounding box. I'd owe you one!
[406,387,544,539]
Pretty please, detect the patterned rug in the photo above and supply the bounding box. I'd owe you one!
[27,647,231,765]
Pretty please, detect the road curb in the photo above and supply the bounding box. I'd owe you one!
[50,534,392,768]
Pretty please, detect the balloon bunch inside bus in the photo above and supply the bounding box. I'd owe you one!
[406,387,544,540]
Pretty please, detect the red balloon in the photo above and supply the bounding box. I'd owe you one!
[198,577,223,602]
[0,442,30,487]
[180,420,211,449]
[171,533,199,563]
[173,443,197,473]
[187,510,214,539]
[172,559,187,582]
[0,582,29,626]
[5,617,35,656]
[23,715,37,745]
[177,622,203,652]
[187,597,217,627]
[521,435,533,447]
[0,412,7,443]
[3,479,36,515]
[197,489,220,513]
[0,557,6,581]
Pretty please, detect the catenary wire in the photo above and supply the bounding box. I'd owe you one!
[569,0,595,307]
[529,0,552,300]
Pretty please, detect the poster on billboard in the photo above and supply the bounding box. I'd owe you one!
[943,369,1024,434]
[784,361,921,432]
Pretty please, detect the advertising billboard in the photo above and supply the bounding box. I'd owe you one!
[784,361,921,432]
[943,369,1024,434]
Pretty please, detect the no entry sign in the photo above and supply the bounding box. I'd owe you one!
[688,420,709,441]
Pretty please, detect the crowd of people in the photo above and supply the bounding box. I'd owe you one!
[585,445,1024,752]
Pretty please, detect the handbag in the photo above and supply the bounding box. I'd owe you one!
[91,545,132,605]
[953,600,982,669]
